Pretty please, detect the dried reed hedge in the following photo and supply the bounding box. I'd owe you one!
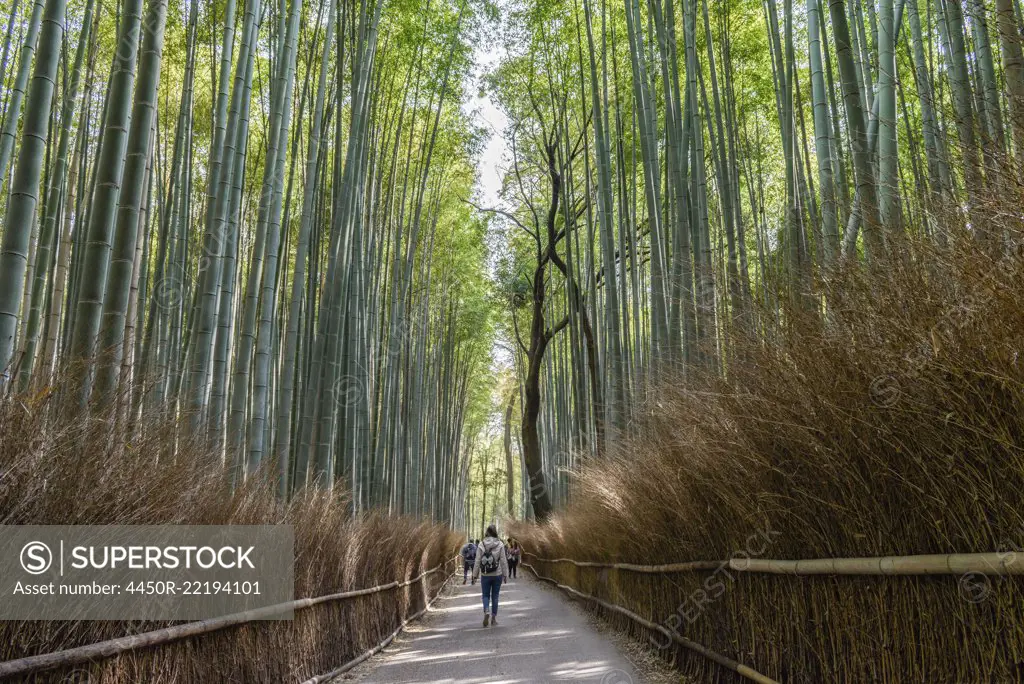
[0,399,460,683]
[515,217,1024,682]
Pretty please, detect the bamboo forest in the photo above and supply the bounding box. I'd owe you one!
[1,0,1024,677]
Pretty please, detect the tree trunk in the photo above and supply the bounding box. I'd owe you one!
[0,0,65,388]
[996,0,1024,169]
[503,392,515,518]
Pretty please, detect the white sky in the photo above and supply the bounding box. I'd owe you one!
[461,35,516,376]
[464,43,508,208]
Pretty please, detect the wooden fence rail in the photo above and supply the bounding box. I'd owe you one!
[524,550,1024,575]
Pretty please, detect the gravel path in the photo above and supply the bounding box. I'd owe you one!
[343,573,643,684]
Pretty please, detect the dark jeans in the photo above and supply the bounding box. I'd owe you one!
[480,574,502,615]
[509,559,518,578]
[463,560,473,582]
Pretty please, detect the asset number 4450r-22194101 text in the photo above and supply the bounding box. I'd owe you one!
[124,580,262,595]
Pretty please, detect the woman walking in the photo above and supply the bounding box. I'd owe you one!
[507,539,521,579]
[473,524,509,626]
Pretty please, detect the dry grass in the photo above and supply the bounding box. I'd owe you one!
[0,398,460,683]
[515,208,1024,681]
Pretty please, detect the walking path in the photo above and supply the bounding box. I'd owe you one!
[345,573,644,684]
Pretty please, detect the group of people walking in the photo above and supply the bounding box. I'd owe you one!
[460,526,522,627]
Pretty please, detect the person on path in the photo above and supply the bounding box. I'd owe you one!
[508,539,521,579]
[473,525,509,627]
[460,538,477,585]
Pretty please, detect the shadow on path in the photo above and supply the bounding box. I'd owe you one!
[344,574,642,684]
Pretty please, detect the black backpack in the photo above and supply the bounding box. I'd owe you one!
[480,542,500,573]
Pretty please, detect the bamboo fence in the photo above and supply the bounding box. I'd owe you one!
[301,569,455,683]
[522,561,779,684]
[0,556,458,680]
[523,549,1024,682]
